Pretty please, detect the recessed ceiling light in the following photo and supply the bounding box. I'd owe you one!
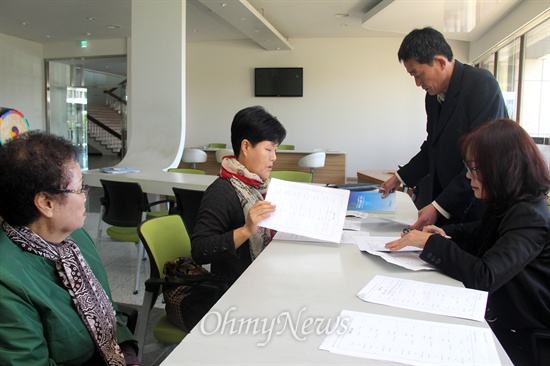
[105,24,121,29]
[22,22,30,26]
[85,32,92,36]
[221,3,228,7]
[334,13,349,18]
[87,17,96,21]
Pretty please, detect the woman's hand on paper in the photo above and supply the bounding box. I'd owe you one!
[385,230,431,251]
[235,201,276,249]
[244,200,276,237]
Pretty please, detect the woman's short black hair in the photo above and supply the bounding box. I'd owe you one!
[461,118,550,208]
[230,106,287,158]
[0,130,79,226]
[398,27,454,65]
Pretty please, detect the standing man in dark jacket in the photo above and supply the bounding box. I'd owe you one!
[381,27,508,230]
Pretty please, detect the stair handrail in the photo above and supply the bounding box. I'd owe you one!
[103,79,127,105]
[87,115,121,139]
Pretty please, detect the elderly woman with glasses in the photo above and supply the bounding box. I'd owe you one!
[386,118,550,365]
[0,131,139,365]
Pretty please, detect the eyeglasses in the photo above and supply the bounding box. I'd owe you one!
[53,184,90,196]
[463,160,478,175]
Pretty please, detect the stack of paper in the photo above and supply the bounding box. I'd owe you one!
[320,310,500,365]
[319,276,496,365]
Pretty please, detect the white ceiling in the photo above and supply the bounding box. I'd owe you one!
[0,0,522,76]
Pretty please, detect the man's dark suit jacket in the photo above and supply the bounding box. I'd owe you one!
[398,60,508,221]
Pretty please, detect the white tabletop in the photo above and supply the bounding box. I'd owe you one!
[83,169,217,195]
[161,192,512,365]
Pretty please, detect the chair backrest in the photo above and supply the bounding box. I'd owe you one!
[138,215,192,280]
[298,152,326,169]
[100,179,147,227]
[215,148,234,163]
[270,170,313,183]
[277,144,295,150]
[208,143,226,148]
[168,168,206,175]
[172,187,205,235]
[182,148,208,164]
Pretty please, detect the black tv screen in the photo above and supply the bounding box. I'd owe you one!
[255,68,303,97]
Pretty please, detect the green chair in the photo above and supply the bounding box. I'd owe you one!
[135,215,190,362]
[168,168,206,175]
[277,144,295,150]
[208,143,226,148]
[97,180,172,294]
[270,170,313,183]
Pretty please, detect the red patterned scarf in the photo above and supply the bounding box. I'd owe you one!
[220,156,274,260]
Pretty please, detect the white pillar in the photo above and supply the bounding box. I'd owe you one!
[121,0,186,171]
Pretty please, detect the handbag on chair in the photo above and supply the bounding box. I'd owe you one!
[162,257,228,332]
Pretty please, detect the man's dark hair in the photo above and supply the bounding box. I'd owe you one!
[398,27,454,65]
[230,106,286,158]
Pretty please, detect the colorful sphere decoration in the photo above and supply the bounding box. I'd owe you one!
[0,108,30,145]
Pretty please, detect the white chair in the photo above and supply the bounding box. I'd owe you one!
[182,148,207,169]
[215,148,234,163]
[298,152,326,180]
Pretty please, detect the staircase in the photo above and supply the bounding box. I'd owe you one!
[87,104,123,155]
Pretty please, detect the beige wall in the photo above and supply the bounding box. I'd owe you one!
[0,33,44,130]
[185,37,468,177]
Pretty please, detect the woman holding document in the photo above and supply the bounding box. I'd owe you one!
[385,119,550,366]
[191,106,287,285]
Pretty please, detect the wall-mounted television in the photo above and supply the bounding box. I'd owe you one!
[255,67,303,97]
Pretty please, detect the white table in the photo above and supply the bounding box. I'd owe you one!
[161,192,512,365]
[83,169,217,195]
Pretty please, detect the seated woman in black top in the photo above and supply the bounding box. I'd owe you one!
[386,118,550,366]
[191,106,286,285]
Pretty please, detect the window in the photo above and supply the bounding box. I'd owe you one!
[479,54,495,75]
[520,19,550,144]
[474,17,549,146]
[496,39,521,120]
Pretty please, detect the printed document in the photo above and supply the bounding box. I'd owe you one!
[355,237,435,271]
[273,228,369,244]
[320,310,501,365]
[260,178,350,243]
[357,275,488,322]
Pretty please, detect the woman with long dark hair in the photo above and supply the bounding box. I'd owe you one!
[386,118,550,365]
